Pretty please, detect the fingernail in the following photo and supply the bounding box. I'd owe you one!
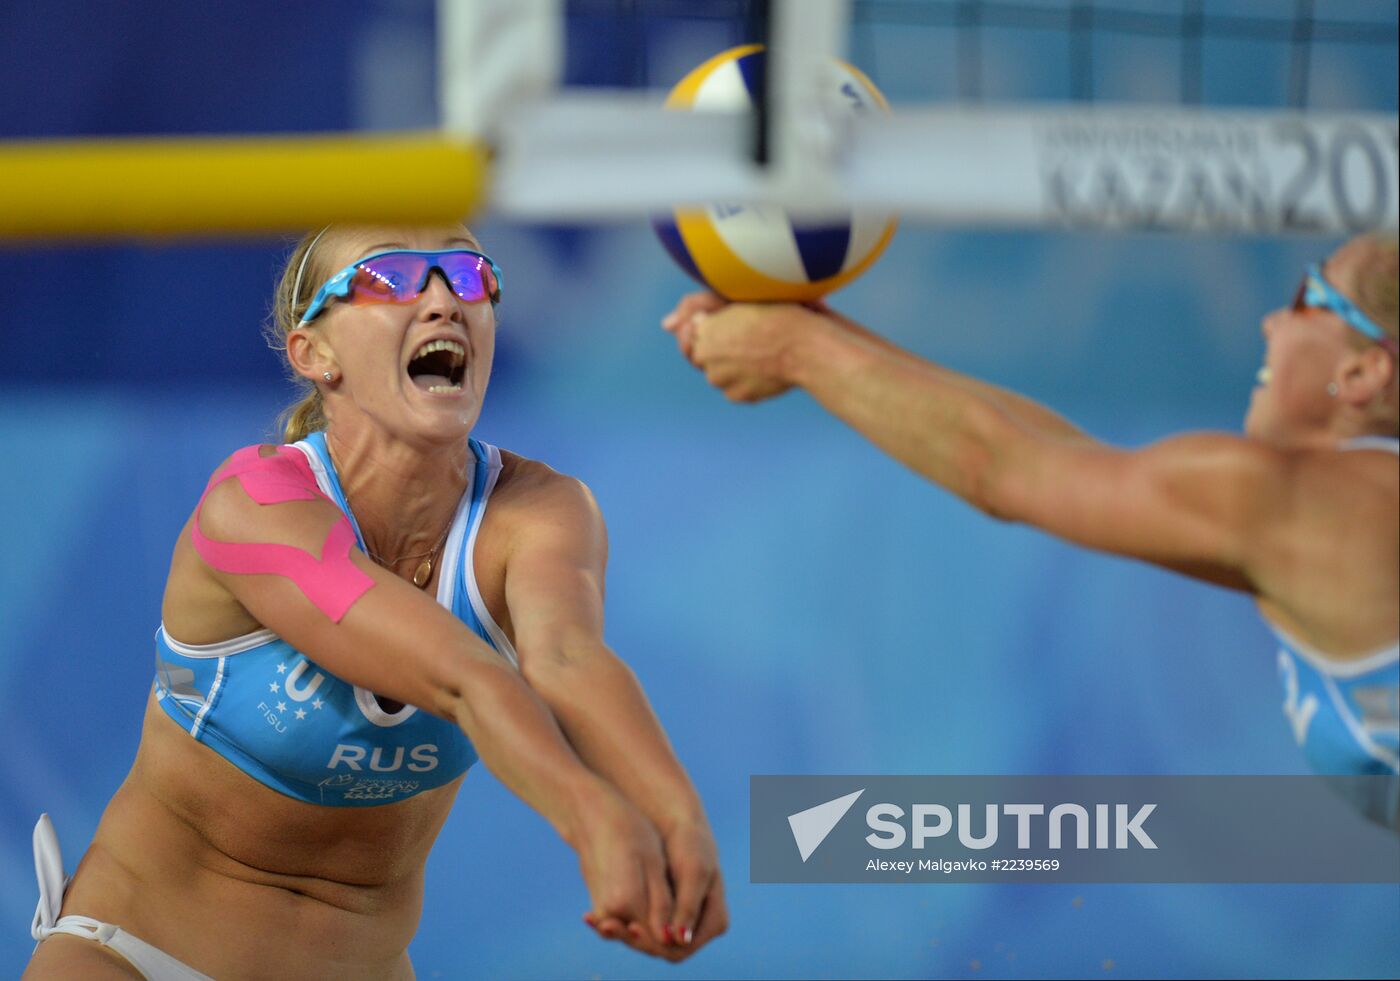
[662,923,675,944]
[662,313,679,329]
[682,925,694,945]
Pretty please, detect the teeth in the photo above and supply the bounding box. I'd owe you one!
[415,338,466,366]
[427,384,462,394]
[1255,366,1272,386]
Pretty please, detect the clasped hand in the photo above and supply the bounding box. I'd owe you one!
[574,788,726,962]
[662,291,834,403]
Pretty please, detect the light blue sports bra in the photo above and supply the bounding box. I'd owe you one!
[1270,436,1399,827]
[154,432,519,806]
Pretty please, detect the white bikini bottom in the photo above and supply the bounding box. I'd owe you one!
[31,813,215,981]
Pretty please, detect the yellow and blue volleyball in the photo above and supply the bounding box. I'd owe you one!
[653,44,897,302]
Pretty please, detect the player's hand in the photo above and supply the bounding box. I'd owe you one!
[584,813,727,962]
[661,290,729,367]
[662,292,821,402]
[659,815,728,960]
[574,787,677,958]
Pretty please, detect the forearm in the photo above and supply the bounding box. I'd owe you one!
[785,321,1032,514]
[526,647,706,834]
[819,308,1089,442]
[447,656,613,846]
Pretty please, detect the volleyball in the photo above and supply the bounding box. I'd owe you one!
[653,44,898,302]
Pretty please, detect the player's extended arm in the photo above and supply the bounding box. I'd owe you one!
[666,291,1088,441]
[812,300,1091,443]
[500,468,725,956]
[186,447,666,930]
[727,307,1290,593]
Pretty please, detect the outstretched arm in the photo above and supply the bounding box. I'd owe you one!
[667,299,1294,593]
[666,291,1090,442]
[812,299,1092,443]
[499,464,726,961]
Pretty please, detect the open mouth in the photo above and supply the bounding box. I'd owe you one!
[407,338,467,394]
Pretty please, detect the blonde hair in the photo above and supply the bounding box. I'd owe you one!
[1352,233,1399,346]
[266,228,333,444]
[1339,234,1400,434]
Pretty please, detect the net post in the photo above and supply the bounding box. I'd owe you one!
[437,0,563,139]
[768,0,852,215]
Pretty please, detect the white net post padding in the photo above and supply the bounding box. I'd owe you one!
[767,0,854,208]
[437,0,563,138]
[489,94,755,219]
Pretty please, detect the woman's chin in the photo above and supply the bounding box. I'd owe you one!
[418,400,483,443]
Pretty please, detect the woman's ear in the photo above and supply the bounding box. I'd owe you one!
[1336,345,1396,406]
[287,327,336,384]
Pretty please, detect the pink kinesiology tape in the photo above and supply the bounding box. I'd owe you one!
[190,445,375,622]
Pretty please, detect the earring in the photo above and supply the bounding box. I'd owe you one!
[323,371,335,383]
[1326,382,1339,397]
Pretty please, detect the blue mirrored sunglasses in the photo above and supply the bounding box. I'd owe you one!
[300,249,503,324]
[1292,262,1397,355]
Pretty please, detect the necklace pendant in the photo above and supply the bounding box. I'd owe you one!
[412,558,433,589]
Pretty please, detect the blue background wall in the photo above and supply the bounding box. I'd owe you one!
[2,2,1397,978]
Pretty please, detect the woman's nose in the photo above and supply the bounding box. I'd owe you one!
[418,269,462,319]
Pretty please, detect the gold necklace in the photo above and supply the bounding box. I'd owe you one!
[326,437,456,589]
[368,521,453,589]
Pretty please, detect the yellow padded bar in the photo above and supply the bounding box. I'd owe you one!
[0,132,489,240]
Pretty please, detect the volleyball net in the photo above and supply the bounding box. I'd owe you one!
[0,0,1394,239]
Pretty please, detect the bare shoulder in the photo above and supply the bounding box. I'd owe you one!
[1269,443,1398,541]
[495,450,604,527]
[1253,442,1399,653]
[163,444,342,643]
[1134,432,1393,538]
[193,444,342,544]
[1325,440,1399,493]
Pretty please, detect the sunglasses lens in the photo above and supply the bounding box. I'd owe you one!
[481,262,500,303]
[440,253,498,304]
[349,255,429,304]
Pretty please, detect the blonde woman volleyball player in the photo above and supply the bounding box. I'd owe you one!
[28,226,725,980]
[664,234,1399,828]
